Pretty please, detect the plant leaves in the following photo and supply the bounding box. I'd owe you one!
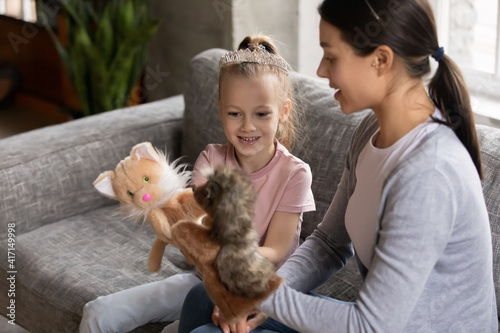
[41,0,159,115]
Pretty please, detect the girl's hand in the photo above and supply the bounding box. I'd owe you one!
[212,306,243,333]
[212,306,268,333]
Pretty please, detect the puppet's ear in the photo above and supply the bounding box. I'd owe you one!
[131,142,161,163]
[93,171,117,199]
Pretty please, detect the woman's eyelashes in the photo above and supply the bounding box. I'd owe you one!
[322,52,337,63]
[324,56,336,63]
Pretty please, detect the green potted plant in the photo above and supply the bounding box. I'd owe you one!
[38,0,159,116]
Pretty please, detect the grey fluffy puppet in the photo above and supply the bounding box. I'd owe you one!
[193,167,276,299]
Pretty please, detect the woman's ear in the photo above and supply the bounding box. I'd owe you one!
[280,99,291,123]
[371,45,394,76]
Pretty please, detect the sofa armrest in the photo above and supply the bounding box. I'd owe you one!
[0,95,185,238]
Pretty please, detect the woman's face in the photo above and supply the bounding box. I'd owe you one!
[317,19,382,114]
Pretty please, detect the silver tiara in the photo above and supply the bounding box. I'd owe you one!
[219,48,289,74]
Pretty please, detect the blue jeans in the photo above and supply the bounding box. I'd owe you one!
[178,282,299,333]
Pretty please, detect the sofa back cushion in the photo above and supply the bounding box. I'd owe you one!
[477,125,500,313]
[0,97,185,238]
[181,48,367,239]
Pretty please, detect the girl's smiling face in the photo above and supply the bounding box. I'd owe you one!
[219,72,288,172]
[317,19,382,114]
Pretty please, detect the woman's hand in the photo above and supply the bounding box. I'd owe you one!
[212,306,268,333]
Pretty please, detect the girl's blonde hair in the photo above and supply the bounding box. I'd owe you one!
[218,35,299,151]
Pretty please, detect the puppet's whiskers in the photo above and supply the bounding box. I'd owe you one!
[156,151,191,206]
[121,204,149,225]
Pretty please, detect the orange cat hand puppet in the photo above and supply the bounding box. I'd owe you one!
[93,142,205,272]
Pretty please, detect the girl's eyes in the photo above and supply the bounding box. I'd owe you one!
[256,112,271,118]
[226,111,270,118]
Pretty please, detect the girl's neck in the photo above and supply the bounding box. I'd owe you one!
[234,141,277,174]
[372,80,435,148]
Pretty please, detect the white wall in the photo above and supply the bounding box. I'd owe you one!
[298,0,323,77]
[232,0,299,69]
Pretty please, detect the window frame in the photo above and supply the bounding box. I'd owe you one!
[0,0,36,23]
[433,0,500,103]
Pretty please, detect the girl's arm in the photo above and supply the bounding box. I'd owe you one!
[271,166,356,293]
[273,112,377,292]
[258,211,301,265]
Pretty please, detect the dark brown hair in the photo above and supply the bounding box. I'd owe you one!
[318,0,483,178]
[219,35,299,151]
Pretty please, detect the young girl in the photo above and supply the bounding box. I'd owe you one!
[179,1,498,332]
[78,35,315,333]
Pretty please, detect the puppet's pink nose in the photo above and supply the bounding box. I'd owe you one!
[142,193,151,202]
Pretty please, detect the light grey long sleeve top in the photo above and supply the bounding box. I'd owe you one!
[260,112,498,332]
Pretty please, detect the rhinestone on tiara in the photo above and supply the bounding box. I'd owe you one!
[248,43,266,51]
[219,48,289,74]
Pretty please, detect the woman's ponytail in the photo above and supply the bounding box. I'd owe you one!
[428,54,483,179]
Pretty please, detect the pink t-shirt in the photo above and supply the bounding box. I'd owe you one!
[192,142,316,267]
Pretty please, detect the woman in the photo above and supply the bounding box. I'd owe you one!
[179,0,497,332]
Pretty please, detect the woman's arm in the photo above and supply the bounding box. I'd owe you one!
[258,211,301,265]
[259,169,462,333]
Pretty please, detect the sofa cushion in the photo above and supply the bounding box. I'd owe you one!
[182,48,368,240]
[0,206,193,333]
[477,125,500,313]
[182,49,227,165]
[288,75,368,238]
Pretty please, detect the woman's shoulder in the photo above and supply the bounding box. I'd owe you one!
[388,124,478,188]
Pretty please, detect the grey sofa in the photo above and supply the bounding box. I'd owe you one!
[1,48,499,333]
